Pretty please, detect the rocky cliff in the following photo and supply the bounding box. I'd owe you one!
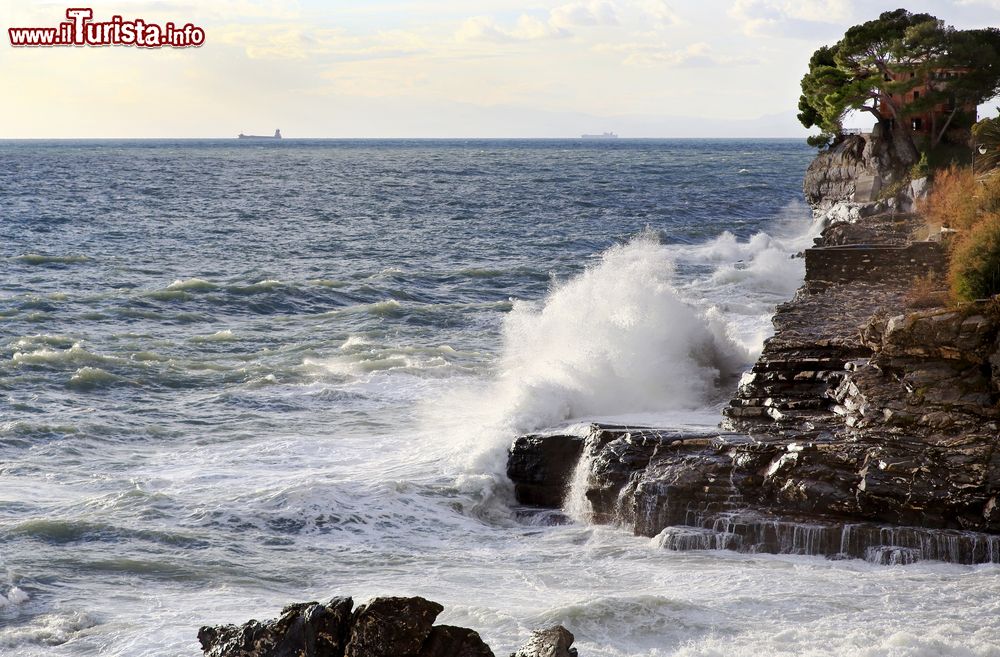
[507,133,1000,565]
[803,126,918,212]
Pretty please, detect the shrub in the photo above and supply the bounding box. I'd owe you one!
[920,164,980,230]
[910,152,930,180]
[905,272,949,309]
[948,212,1000,302]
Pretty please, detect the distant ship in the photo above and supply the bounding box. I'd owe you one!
[581,132,618,139]
[238,129,282,140]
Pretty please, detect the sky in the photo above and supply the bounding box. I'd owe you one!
[3,0,1000,137]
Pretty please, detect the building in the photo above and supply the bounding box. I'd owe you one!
[877,68,977,140]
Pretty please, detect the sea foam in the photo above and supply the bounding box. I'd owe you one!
[429,233,752,473]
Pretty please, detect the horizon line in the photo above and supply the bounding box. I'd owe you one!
[0,135,809,141]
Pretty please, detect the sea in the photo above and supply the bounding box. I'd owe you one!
[1,139,998,657]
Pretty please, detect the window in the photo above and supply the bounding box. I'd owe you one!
[913,90,920,99]
[912,118,923,130]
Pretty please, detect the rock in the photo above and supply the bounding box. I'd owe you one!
[507,434,583,507]
[803,132,915,212]
[909,176,930,201]
[511,626,577,657]
[502,125,1000,566]
[345,597,443,657]
[419,625,494,657]
[198,597,354,657]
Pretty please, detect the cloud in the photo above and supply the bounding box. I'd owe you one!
[728,0,853,37]
[455,15,569,43]
[595,40,753,67]
[550,1,620,28]
[632,0,683,26]
[456,1,622,44]
[215,24,429,60]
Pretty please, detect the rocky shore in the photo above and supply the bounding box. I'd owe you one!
[198,596,577,657]
[507,132,1000,565]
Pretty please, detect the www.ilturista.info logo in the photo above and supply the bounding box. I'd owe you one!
[8,8,205,48]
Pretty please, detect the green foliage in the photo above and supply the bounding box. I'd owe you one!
[798,10,1000,149]
[798,10,940,134]
[949,212,1000,301]
[911,152,930,179]
[806,132,835,149]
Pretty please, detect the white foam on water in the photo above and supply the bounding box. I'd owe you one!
[427,207,821,474]
[165,278,216,291]
[191,329,236,343]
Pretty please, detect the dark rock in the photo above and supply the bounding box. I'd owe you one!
[419,625,494,657]
[345,597,443,657]
[511,626,577,657]
[198,597,353,657]
[507,434,583,507]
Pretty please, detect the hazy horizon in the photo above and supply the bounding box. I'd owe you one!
[4,1,1000,139]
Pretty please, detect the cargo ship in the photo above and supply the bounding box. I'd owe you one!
[238,129,282,140]
[581,132,618,139]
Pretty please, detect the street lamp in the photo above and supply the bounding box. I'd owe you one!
[973,143,988,172]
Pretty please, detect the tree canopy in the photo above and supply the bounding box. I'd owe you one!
[798,9,1000,150]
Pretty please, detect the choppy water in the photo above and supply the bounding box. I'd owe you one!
[1,139,998,657]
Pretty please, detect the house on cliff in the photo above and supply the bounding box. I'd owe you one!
[876,68,977,146]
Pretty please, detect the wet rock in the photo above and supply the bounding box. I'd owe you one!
[511,626,577,657]
[505,136,1000,563]
[345,597,443,657]
[199,596,499,657]
[507,434,584,507]
[419,625,494,657]
[198,597,354,657]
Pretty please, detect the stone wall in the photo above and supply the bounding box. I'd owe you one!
[804,242,947,285]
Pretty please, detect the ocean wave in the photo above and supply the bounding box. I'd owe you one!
[165,277,217,292]
[304,343,463,379]
[229,279,285,295]
[190,329,237,343]
[0,587,30,609]
[9,334,76,351]
[427,234,750,472]
[308,278,349,288]
[11,343,121,369]
[0,611,98,648]
[6,518,208,549]
[13,254,90,266]
[67,366,124,390]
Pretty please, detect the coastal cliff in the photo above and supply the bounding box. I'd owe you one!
[507,133,1000,564]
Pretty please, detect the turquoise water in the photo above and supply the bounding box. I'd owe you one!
[2,139,997,657]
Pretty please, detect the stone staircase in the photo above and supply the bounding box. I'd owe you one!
[722,346,858,438]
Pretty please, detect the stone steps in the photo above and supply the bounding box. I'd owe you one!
[723,349,851,432]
